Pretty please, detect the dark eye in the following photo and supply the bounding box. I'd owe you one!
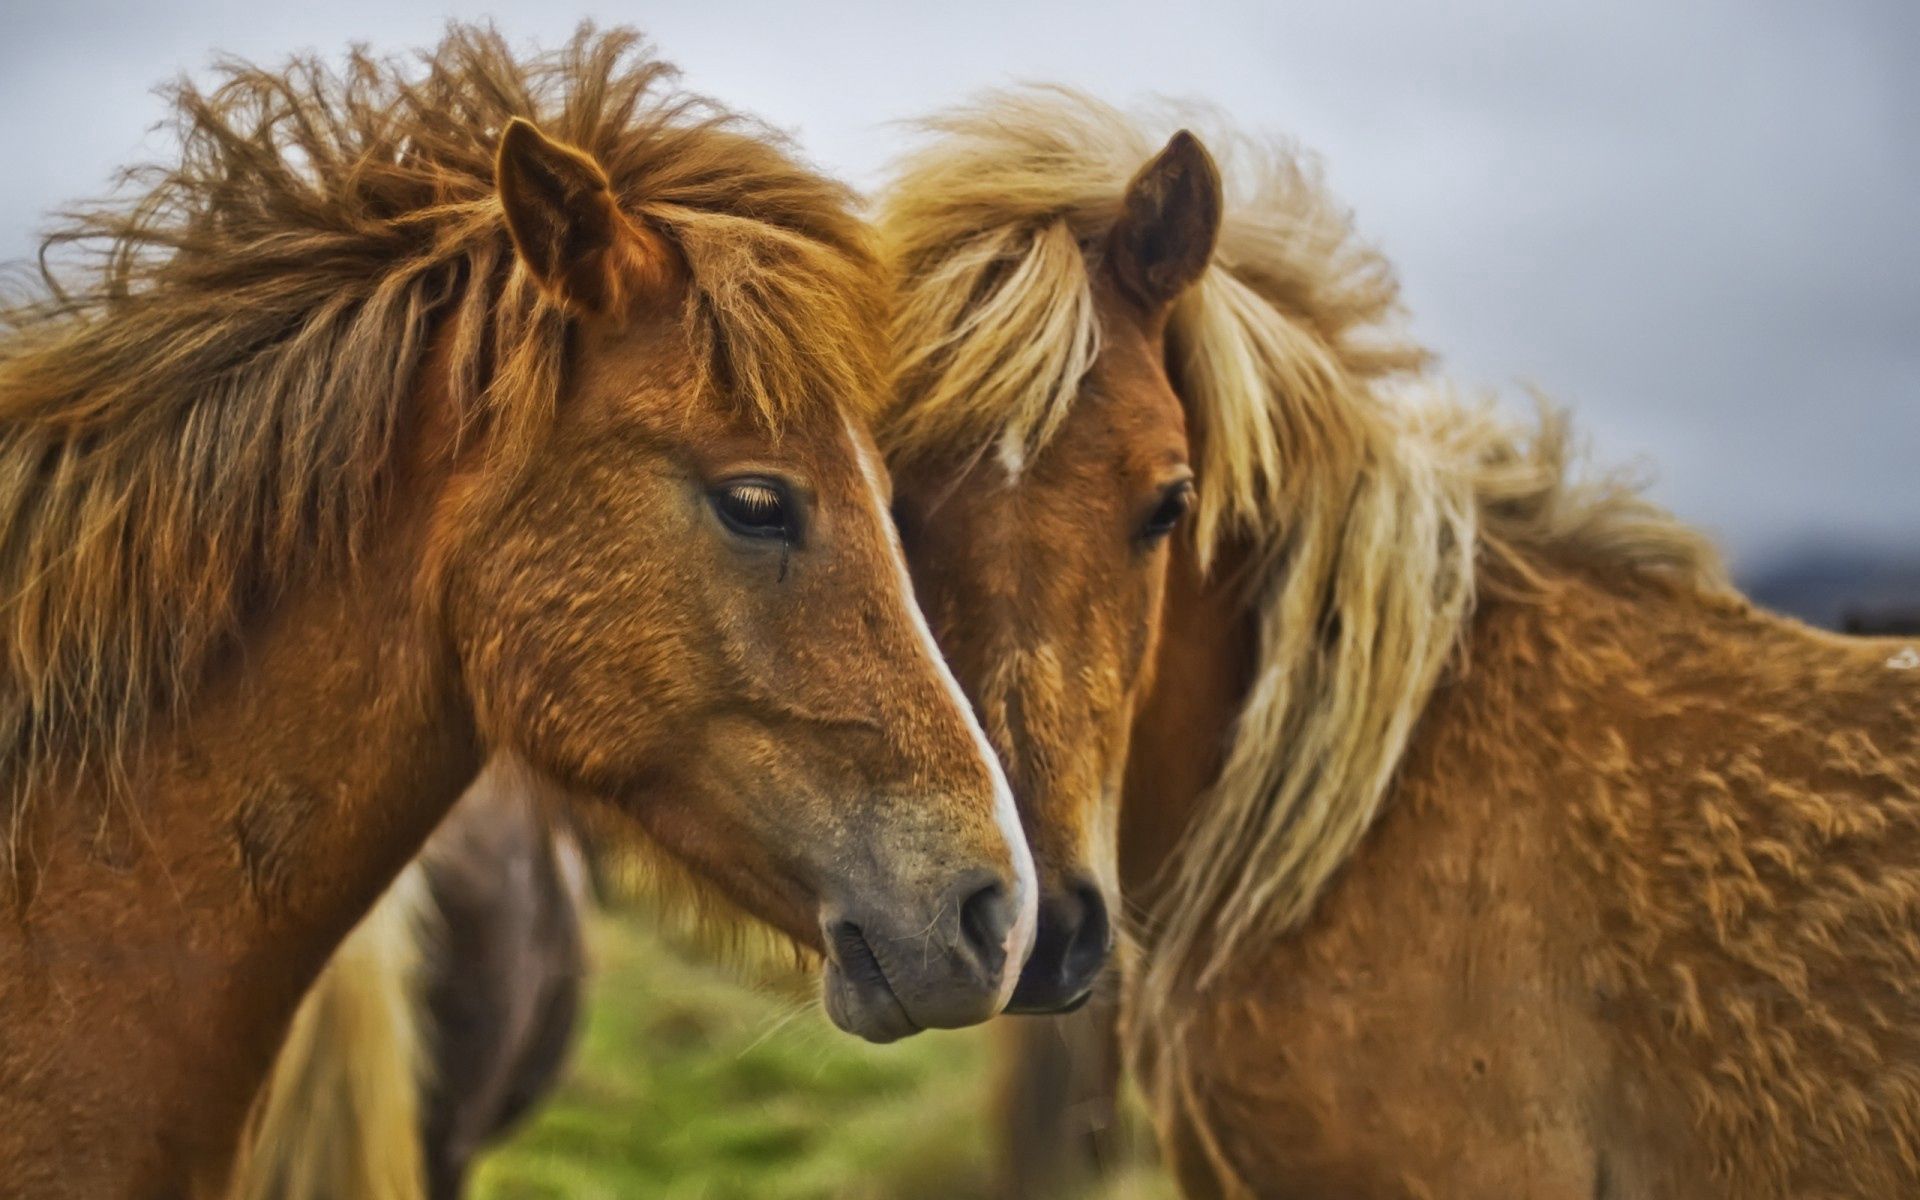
[1139,480,1193,544]
[712,478,794,541]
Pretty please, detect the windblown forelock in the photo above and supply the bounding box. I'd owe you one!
[0,23,883,854]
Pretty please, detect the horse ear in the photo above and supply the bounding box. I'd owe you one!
[1107,130,1223,311]
[496,118,667,314]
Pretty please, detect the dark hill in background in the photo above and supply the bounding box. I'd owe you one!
[1742,541,1920,633]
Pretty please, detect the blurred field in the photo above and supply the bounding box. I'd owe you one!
[471,908,1175,1200]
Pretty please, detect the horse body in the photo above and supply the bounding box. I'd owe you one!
[240,850,438,1200]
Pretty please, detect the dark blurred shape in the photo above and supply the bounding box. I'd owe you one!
[1742,540,1920,632]
[993,986,1124,1200]
[419,786,592,1200]
[1843,610,1920,636]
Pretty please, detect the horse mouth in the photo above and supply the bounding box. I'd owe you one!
[821,920,920,1043]
[1005,984,1095,1016]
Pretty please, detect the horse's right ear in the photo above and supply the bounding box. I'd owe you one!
[1107,130,1223,312]
[496,118,672,315]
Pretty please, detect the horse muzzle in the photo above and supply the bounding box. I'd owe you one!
[819,866,1027,1042]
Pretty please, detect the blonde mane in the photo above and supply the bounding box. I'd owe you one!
[0,24,884,850]
[876,89,1729,1003]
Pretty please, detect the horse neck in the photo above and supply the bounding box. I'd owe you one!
[1118,533,1258,919]
[1,383,483,1198]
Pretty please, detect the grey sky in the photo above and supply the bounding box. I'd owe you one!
[2,0,1914,568]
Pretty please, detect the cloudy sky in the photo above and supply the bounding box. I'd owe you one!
[2,0,1913,568]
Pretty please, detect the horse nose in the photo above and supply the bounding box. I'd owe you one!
[1005,876,1112,1014]
[819,867,1023,1041]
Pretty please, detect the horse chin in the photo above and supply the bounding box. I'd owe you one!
[821,959,921,1044]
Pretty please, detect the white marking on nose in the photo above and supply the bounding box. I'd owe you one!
[1888,646,1919,671]
[843,416,1040,1001]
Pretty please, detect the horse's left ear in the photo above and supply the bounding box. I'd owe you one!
[1107,130,1223,312]
[495,117,672,315]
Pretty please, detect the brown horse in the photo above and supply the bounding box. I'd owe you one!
[880,90,1920,1198]
[0,28,1037,1197]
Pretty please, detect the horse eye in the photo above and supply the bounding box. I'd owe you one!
[1139,480,1193,544]
[712,479,793,541]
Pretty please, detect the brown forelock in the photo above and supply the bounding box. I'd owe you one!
[0,23,884,845]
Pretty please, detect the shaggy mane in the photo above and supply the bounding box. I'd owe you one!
[0,24,884,850]
[875,89,1730,1003]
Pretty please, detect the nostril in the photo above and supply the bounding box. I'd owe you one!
[1005,877,1112,1014]
[1062,881,1112,978]
[957,877,1013,980]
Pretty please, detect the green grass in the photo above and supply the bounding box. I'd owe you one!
[471,909,1175,1200]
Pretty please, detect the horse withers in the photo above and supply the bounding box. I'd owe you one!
[0,28,1033,1198]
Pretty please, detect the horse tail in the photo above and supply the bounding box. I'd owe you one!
[231,863,438,1200]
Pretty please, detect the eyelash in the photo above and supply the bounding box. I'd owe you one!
[712,478,796,542]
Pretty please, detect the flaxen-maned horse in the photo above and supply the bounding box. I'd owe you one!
[879,89,1920,1198]
[0,28,1037,1198]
